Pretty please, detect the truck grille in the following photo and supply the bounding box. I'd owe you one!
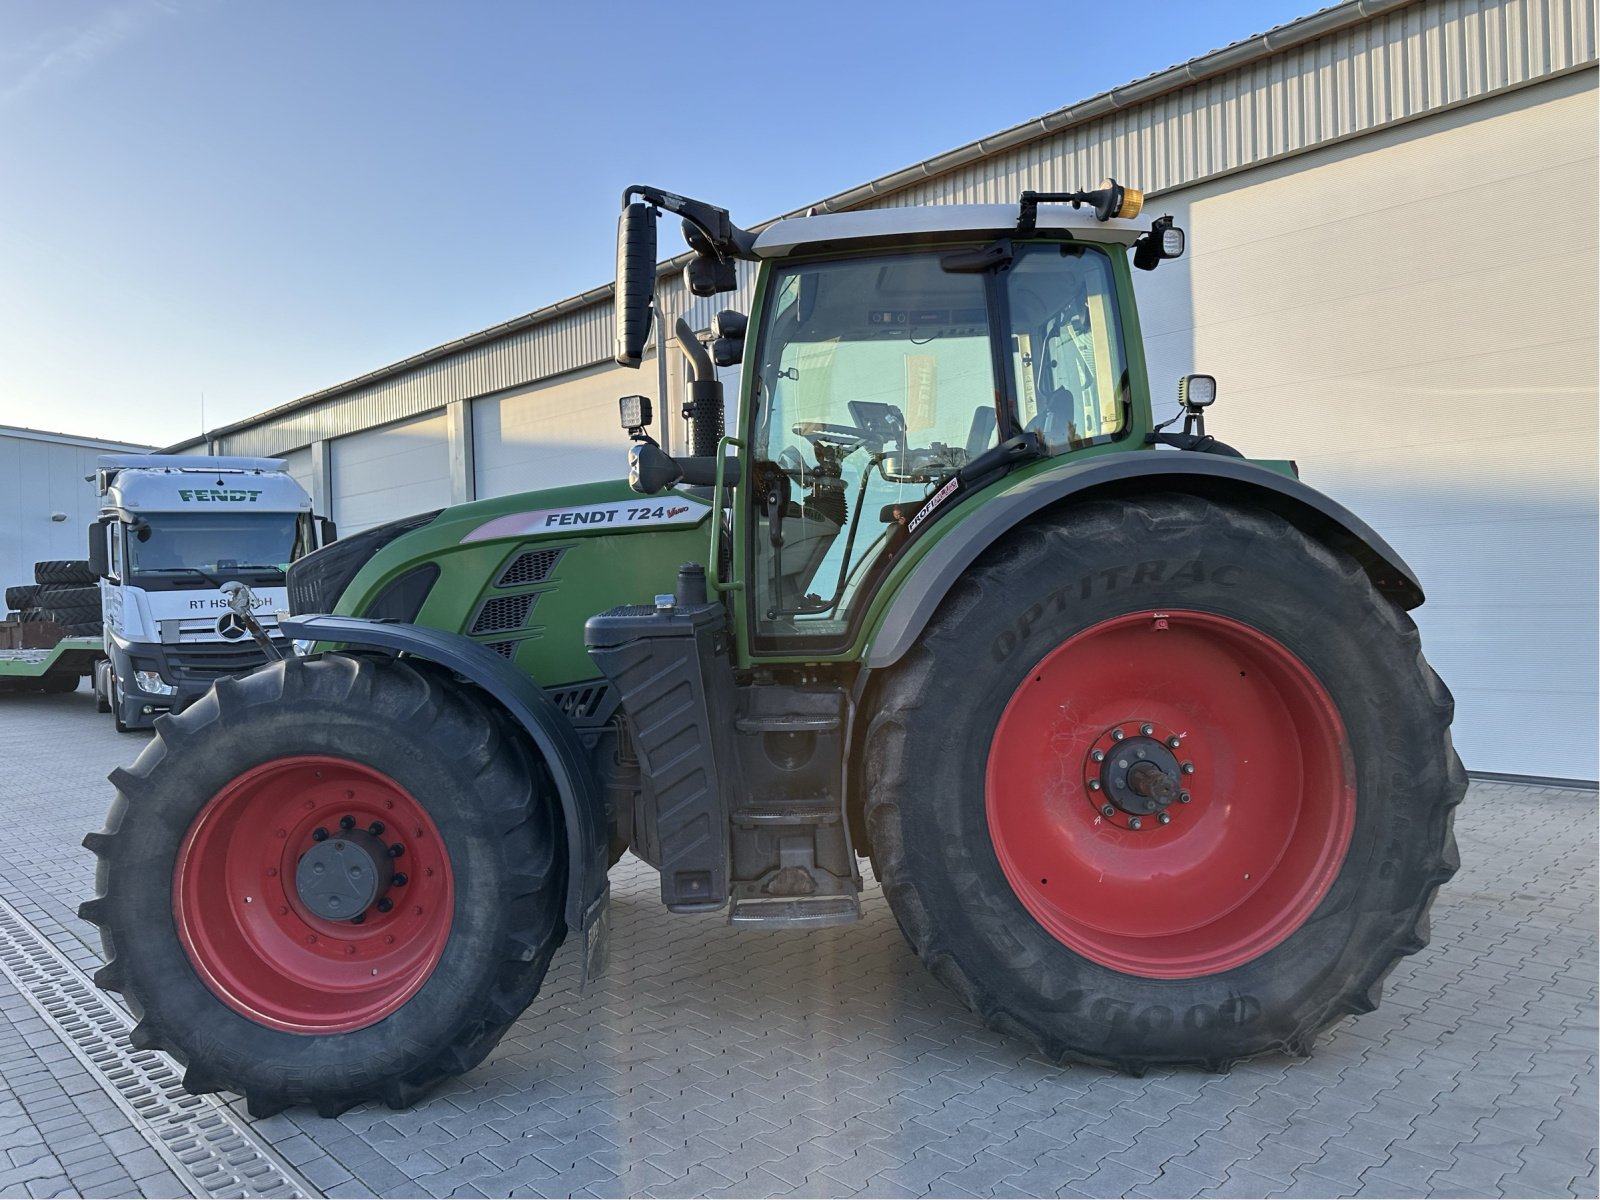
[165,641,283,681]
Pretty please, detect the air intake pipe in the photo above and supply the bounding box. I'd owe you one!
[675,317,724,459]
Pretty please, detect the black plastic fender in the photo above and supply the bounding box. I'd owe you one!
[280,614,609,972]
[864,453,1424,673]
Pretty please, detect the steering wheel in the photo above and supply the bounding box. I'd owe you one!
[792,420,866,450]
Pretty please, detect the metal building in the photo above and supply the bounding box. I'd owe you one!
[0,426,154,598]
[168,0,1599,780]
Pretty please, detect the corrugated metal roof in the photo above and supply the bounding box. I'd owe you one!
[175,0,1596,457]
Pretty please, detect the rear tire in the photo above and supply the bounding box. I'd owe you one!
[863,495,1464,1071]
[80,654,567,1116]
[34,560,95,586]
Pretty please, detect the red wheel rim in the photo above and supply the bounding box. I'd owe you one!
[174,755,454,1033]
[985,610,1354,978]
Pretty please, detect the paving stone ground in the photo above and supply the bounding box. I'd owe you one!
[0,684,1594,1198]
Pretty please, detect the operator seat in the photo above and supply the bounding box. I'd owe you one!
[1025,387,1077,449]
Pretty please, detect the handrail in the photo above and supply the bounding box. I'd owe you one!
[707,435,746,594]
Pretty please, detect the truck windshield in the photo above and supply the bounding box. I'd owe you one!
[126,512,306,580]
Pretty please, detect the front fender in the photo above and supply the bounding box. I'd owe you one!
[865,453,1423,672]
[281,614,608,959]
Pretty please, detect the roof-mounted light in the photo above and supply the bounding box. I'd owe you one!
[1016,178,1143,233]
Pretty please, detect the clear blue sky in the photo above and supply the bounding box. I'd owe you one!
[0,0,1319,448]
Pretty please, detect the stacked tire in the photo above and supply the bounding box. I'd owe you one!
[18,562,101,636]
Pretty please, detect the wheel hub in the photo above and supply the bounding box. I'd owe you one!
[1085,722,1193,829]
[295,827,394,921]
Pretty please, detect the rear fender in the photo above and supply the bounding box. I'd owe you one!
[864,454,1423,674]
[280,614,609,976]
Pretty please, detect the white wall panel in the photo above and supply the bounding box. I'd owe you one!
[1130,70,1597,779]
[329,415,451,535]
[0,433,136,596]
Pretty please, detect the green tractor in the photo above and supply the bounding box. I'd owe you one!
[81,181,1464,1116]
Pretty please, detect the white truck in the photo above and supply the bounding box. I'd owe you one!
[85,455,332,731]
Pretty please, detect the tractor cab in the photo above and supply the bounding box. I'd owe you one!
[612,183,1186,655]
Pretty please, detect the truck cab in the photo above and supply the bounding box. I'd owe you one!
[89,455,328,730]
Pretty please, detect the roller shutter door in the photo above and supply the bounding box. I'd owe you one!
[329,414,451,535]
[1133,72,1597,779]
[473,361,632,499]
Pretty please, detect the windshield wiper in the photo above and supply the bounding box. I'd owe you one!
[137,566,226,587]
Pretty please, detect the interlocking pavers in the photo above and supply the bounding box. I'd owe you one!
[1,692,1597,1198]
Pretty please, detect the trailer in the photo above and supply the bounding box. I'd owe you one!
[0,634,102,695]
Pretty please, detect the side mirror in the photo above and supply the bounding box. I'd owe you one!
[614,202,659,367]
[318,516,338,545]
[87,519,109,578]
[710,309,747,367]
[682,220,738,297]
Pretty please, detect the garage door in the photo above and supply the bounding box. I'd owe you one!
[1133,71,1597,780]
[473,361,634,499]
[278,447,313,503]
[329,414,451,535]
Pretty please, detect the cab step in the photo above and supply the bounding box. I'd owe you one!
[728,894,861,928]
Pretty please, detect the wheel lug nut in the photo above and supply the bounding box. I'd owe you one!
[1140,724,1153,736]
[1087,779,1102,791]
[376,898,393,913]
[368,821,385,836]
[1100,804,1115,817]
[1168,736,1181,749]
[1181,762,1195,775]
[391,873,408,887]
[339,815,356,830]
[1090,749,1105,763]
[388,843,405,858]
[350,912,366,925]
[1158,812,1171,825]
[311,827,328,842]
[1111,729,1125,741]
[1179,791,1192,804]
[1128,817,1142,830]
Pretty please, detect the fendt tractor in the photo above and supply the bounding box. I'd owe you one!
[82,181,1464,1117]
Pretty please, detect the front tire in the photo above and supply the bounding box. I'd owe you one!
[863,495,1464,1071]
[81,654,566,1116]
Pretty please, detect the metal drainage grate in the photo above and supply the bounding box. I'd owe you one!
[496,548,563,588]
[470,592,536,635]
[0,897,318,1199]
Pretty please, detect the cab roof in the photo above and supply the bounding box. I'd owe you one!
[752,204,1145,258]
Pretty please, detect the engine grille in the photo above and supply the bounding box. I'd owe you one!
[164,641,284,682]
[496,548,563,588]
[470,592,538,635]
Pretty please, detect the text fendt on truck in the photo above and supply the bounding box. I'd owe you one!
[80,181,1464,1117]
[0,455,334,727]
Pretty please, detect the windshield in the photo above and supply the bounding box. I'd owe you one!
[126,512,306,579]
[749,252,999,647]
[747,243,1130,651]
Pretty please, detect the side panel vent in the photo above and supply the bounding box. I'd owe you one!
[549,681,613,723]
[485,640,518,659]
[497,548,563,588]
[471,592,537,635]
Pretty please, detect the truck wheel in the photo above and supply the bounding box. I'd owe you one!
[95,663,111,713]
[863,495,1464,1071]
[80,654,566,1116]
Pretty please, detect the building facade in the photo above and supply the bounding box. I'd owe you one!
[169,0,1599,779]
[0,426,154,597]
